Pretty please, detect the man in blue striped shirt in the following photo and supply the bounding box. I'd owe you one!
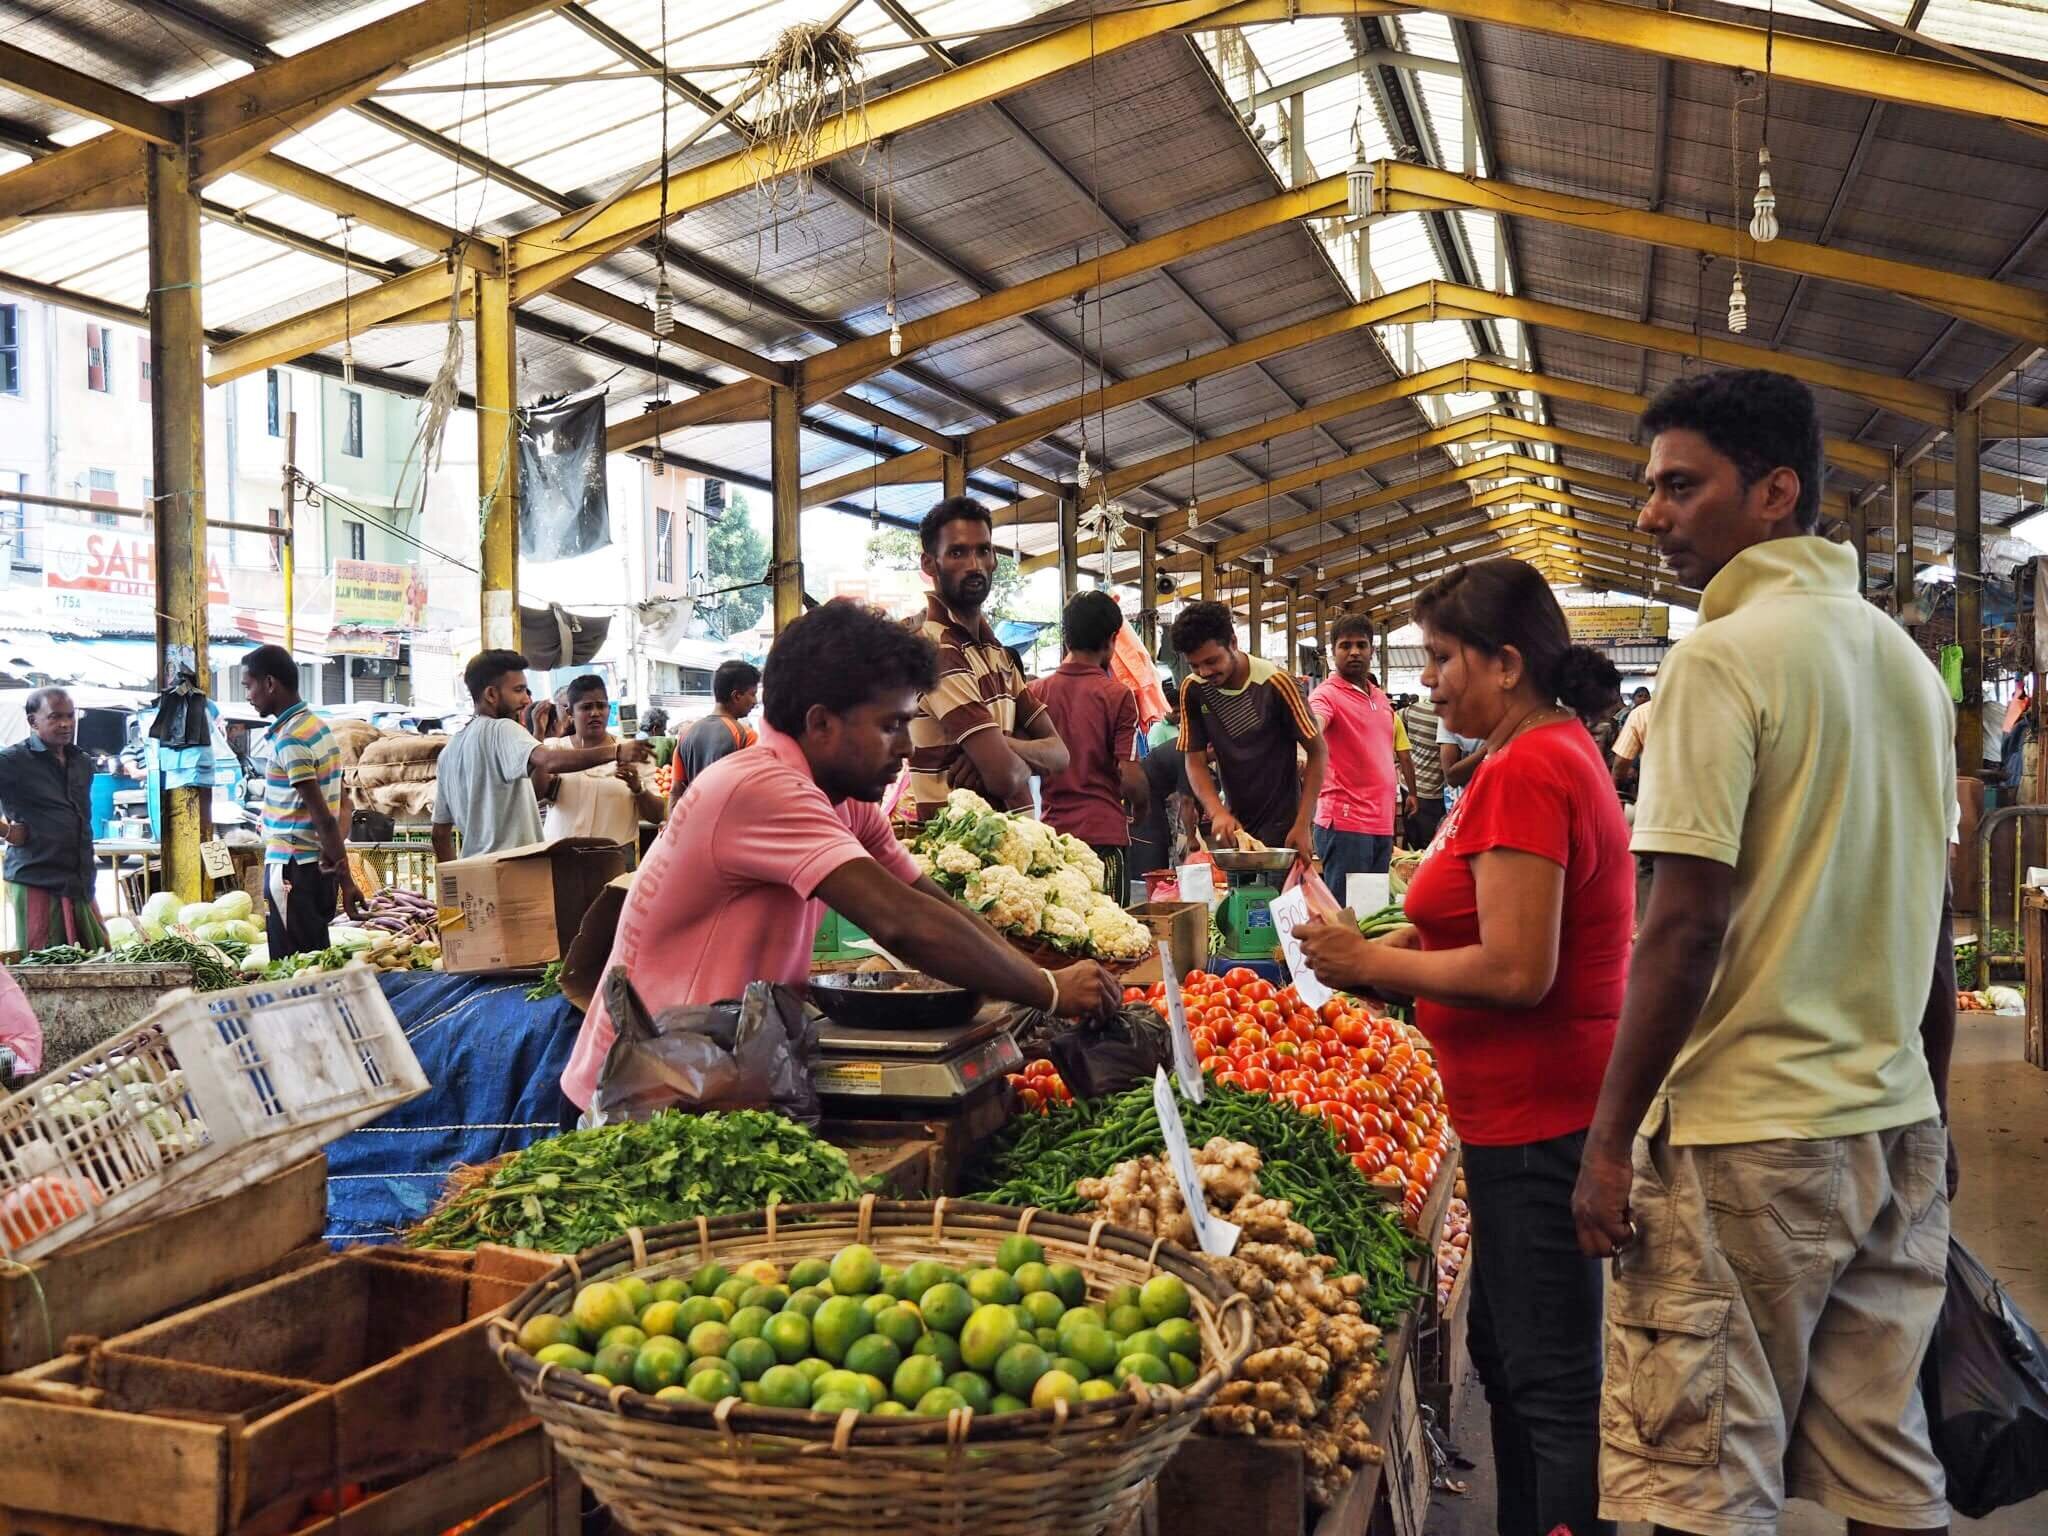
[242,645,363,957]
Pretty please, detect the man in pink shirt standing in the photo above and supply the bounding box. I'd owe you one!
[560,600,1120,1114]
[1309,613,1416,897]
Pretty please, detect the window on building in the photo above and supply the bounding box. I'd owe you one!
[266,370,282,436]
[342,389,363,457]
[85,325,111,393]
[266,506,283,570]
[656,508,675,584]
[0,306,19,394]
[138,339,152,403]
[345,520,366,561]
[685,525,698,583]
[0,471,26,564]
[88,468,117,527]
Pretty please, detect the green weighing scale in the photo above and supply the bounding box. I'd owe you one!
[1210,848,1300,961]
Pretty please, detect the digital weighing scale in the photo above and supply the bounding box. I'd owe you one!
[812,1012,1022,1106]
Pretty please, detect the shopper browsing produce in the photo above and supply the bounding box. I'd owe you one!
[560,600,1120,1113]
[1309,612,1416,889]
[1027,591,1147,898]
[1402,695,1446,849]
[1572,370,1958,1536]
[1170,600,1324,862]
[906,497,1068,818]
[541,673,668,834]
[671,660,759,809]
[0,687,107,951]
[1295,558,1633,1536]
[432,650,650,862]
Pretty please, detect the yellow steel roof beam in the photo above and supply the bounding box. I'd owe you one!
[0,40,180,146]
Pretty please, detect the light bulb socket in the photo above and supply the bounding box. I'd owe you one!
[1076,450,1092,489]
[1346,152,1374,222]
[888,323,902,358]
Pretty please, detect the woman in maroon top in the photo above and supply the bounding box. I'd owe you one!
[1300,558,1631,1536]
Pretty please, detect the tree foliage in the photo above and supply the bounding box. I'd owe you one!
[864,527,1032,618]
[705,490,769,636]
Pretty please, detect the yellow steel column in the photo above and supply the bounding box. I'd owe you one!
[1199,546,1217,605]
[1890,448,1912,621]
[1246,563,1264,657]
[1137,525,1157,653]
[942,452,967,500]
[146,144,208,901]
[770,385,804,632]
[475,251,519,651]
[1058,491,1080,603]
[1955,406,1982,773]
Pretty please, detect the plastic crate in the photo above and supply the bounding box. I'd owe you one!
[0,963,426,1263]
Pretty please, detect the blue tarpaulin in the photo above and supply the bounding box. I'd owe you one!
[324,971,580,1245]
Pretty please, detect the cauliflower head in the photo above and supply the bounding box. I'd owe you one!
[1038,901,1090,949]
[1042,865,1095,911]
[1058,834,1106,887]
[934,844,984,879]
[966,864,1045,935]
[944,788,993,819]
[909,851,935,880]
[1084,903,1154,962]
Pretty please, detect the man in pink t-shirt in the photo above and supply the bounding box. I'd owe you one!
[1308,613,1416,898]
[561,601,1121,1112]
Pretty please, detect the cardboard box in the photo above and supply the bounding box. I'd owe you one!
[1124,899,1210,986]
[436,837,633,973]
[558,871,634,1012]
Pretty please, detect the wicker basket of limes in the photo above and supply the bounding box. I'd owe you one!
[490,1194,1253,1536]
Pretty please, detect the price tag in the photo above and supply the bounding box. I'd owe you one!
[1268,883,1333,1009]
[1158,944,1204,1103]
[1152,1068,1240,1257]
[199,840,236,880]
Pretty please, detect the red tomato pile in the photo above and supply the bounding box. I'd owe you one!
[1126,968,1452,1232]
[1005,1056,1072,1115]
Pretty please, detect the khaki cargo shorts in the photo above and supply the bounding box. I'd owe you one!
[1598,1118,1950,1536]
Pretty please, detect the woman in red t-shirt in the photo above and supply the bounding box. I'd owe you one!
[1300,558,1630,1536]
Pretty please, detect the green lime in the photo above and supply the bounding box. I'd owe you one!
[813,1370,873,1410]
[571,1283,637,1339]
[787,1288,827,1319]
[872,1399,912,1417]
[756,1364,812,1408]
[1167,1352,1198,1386]
[728,1306,772,1341]
[1021,1291,1065,1330]
[1078,1378,1119,1403]
[591,1343,640,1386]
[1121,1329,1168,1362]
[764,1311,812,1364]
[829,1244,882,1297]
[1140,1274,1192,1325]
[710,1296,735,1321]
[533,1343,594,1373]
[679,1296,725,1330]
[995,1235,1045,1274]
[518,1313,583,1354]
[959,1304,1020,1372]
[794,1357,833,1383]
[885,1271,914,1302]
[811,1390,865,1415]
[811,1296,873,1364]
[914,1386,968,1417]
[1007,1305,1035,1335]
[1031,1369,1083,1408]
[686,1321,733,1360]
[965,1268,1021,1307]
[1052,1355,1090,1383]
[1064,1325,1120,1376]
[994,1342,1050,1398]
[715,1277,755,1308]
[859,1373,891,1407]
[1106,1304,1146,1337]
[639,1300,685,1339]
[598,1325,648,1354]
[1046,1264,1087,1308]
[617,1277,655,1314]
[919,1283,974,1336]
[741,1284,790,1312]
[901,1260,953,1298]
[740,1381,766,1405]
[991,1392,1029,1414]
[787,1258,830,1290]
[1105,1283,1142,1314]
[860,1292,898,1319]
[1012,1262,1052,1296]
[1113,1353,1172,1386]
[844,1333,903,1381]
[688,1263,729,1298]
[1155,1318,1200,1359]
[726,1336,778,1382]
[686,1357,740,1399]
[654,1385,693,1404]
[880,1263,902,1292]
[632,1337,690,1394]
[892,1354,947,1406]
[651,1277,689,1305]
[735,1260,783,1290]
[945,1371,995,1414]
[874,1302,924,1351]
[912,1331,962,1372]
[1034,1328,1060,1352]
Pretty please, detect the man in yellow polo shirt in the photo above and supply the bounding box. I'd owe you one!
[1572,370,1957,1536]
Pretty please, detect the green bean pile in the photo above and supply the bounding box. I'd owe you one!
[970,1081,1424,1323]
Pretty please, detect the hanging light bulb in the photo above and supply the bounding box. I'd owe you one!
[651,270,676,338]
[1727,267,1750,334]
[1185,496,1199,534]
[341,340,355,387]
[1748,146,1779,244]
[1076,449,1092,490]
[1315,560,1326,581]
[1346,147,1374,222]
[886,298,902,357]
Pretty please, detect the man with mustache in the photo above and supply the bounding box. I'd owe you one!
[905,497,1068,821]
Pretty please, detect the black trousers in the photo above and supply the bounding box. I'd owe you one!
[1405,793,1446,851]
[1462,1130,1614,1536]
[264,858,336,959]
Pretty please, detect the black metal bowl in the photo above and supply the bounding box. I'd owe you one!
[808,970,983,1031]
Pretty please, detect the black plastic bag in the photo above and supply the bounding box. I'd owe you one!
[1921,1236,2048,1517]
[589,967,822,1128]
[1023,1003,1174,1099]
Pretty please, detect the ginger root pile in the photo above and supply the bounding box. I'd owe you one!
[1076,1137,1386,1506]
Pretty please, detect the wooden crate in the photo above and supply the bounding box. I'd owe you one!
[0,1245,560,1536]
[0,1154,328,1374]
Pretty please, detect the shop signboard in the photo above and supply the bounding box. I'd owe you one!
[41,521,231,630]
[1564,604,1668,641]
[330,558,426,656]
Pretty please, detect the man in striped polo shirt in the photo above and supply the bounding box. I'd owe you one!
[905,497,1068,821]
[241,644,364,957]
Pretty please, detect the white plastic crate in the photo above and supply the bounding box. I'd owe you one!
[0,963,425,1262]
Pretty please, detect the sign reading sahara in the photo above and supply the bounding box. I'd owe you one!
[332,559,428,630]
[42,521,230,626]
[1564,604,1669,641]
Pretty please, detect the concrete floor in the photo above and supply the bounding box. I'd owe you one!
[1424,1013,2048,1536]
